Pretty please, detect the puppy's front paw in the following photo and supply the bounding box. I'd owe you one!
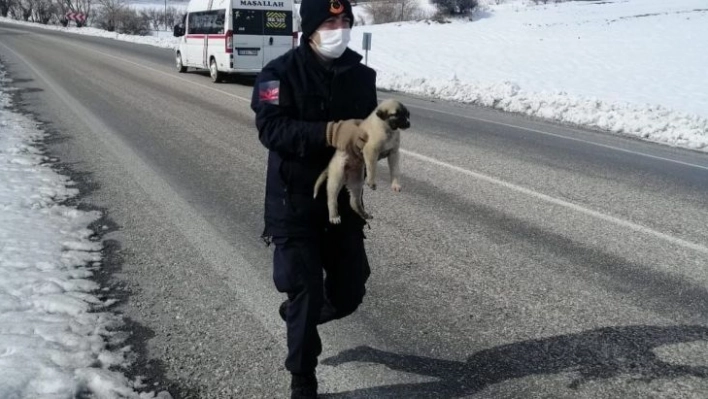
[330,216,342,224]
[366,180,377,190]
[391,183,402,192]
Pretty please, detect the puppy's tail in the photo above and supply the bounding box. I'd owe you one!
[313,169,328,199]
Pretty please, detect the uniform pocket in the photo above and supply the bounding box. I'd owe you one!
[272,237,299,293]
[272,237,324,293]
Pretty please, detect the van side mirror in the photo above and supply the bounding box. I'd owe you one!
[173,24,185,37]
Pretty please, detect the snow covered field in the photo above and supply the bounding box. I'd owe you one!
[0,69,155,398]
[1,0,706,152]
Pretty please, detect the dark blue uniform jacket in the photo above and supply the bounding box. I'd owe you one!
[251,44,378,237]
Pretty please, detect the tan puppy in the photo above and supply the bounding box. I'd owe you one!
[314,99,411,224]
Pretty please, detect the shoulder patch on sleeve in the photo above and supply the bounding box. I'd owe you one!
[259,80,280,105]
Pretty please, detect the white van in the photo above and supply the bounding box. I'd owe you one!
[173,0,296,82]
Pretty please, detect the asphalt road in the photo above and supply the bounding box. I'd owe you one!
[2,22,708,399]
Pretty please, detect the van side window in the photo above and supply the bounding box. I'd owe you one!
[188,10,226,35]
[214,12,225,34]
[187,13,196,34]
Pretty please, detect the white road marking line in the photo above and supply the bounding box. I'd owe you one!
[403,148,708,256]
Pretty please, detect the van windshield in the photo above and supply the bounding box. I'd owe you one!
[233,9,293,36]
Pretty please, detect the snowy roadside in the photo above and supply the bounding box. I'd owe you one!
[0,66,157,398]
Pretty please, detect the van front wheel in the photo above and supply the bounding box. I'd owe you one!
[210,58,223,83]
[176,52,187,73]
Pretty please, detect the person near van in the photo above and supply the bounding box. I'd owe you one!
[250,0,377,397]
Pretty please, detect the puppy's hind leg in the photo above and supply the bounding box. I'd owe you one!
[326,167,345,224]
[388,149,402,192]
[348,180,371,221]
[363,143,381,190]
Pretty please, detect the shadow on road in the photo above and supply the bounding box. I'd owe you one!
[321,325,708,398]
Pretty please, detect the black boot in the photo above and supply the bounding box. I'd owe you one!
[291,371,317,399]
[279,300,289,322]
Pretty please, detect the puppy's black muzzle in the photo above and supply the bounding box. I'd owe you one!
[391,115,410,130]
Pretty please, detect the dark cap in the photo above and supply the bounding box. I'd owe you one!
[299,0,354,41]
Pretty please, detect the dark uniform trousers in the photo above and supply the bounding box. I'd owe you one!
[272,226,370,375]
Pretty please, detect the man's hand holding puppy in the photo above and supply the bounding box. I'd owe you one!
[326,120,368,153]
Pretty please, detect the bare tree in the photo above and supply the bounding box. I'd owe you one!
[75,0,92,14]
[53,0,69,19]
[11,0,33,20]
[32,0,55,23]
[94,0,125,31]
[0,0,16,17]
[431,0,477,15]
[142,7,161,30]
[117,7,149,35]
[139,6,183,30]
[397,0,421,21]
[165,6,179,29]
[364,0,420,24]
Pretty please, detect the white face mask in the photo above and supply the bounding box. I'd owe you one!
[313,28,351,59]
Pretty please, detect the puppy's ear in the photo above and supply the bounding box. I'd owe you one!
[376,109,388,120]
[398,104,410,117]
